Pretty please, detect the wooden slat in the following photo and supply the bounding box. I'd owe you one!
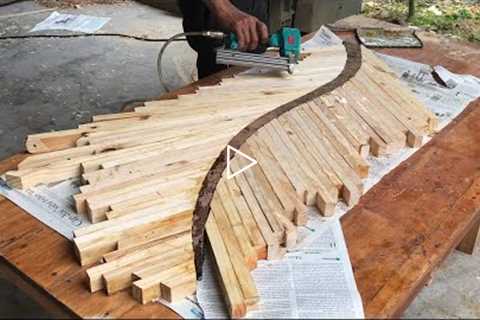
[223,176,268,259]
[206,215,247,318]
[232,156,285,239]
[74,210,192,266]
[102,232,190,263]
[131,260,195,304]
[211,192,258,270]
[286,109,363,206]
[102,246,193,295]
[160,272,197,303]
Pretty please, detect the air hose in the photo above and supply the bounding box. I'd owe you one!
[157,31,225,92]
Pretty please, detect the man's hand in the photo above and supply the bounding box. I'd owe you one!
[206,0,269,51]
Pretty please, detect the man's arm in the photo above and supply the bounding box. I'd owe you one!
[203,0,269,51]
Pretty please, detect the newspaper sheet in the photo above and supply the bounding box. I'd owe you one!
[378,53,480,129]
[197,218,364,319]
[0,178,86,240]
[1,27,480,318]
[302,26,343,49]
[30,11,110,33]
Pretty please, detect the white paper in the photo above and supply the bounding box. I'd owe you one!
[30,11,110,33]
[378,53,480,128]
[196,220,363,319]
[155,295,204,319]
[302,26,344,49]
[433,65,480,96]
[0,178,89,239]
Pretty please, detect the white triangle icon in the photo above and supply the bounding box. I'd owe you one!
[226,145,257,179]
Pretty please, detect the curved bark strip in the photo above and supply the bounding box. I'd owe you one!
[192,42,363,277]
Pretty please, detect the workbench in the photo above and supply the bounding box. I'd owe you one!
[1,30,479,318]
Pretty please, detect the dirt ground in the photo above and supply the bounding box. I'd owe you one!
[363,0,480,43]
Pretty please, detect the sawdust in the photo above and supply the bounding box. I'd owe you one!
[36,0,130,8]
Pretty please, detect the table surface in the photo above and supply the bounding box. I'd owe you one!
[1,31,479,319]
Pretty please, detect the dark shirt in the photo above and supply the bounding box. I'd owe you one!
[177,0,268,53]
[177,0,268,78]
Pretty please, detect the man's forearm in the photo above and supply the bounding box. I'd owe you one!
[200,0,269,51]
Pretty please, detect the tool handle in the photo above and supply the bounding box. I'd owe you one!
[226,27,301,58]
[226,33,268,54]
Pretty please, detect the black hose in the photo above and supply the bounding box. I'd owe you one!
[157,31,225,92]
[1,30,226,93]
[0,33,187,42]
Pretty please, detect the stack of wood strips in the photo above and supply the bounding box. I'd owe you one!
[203,48,437,317]
[4,42,437,317]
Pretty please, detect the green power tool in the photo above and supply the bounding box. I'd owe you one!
[216,27,302,74]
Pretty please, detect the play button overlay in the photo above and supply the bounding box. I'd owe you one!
[226,145,257,179]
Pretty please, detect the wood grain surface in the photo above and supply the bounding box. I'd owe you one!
[342,98,480,317]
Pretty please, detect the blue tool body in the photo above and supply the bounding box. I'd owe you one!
[227,27,301,59]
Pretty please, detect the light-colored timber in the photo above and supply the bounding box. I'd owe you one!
[5,41,437,318]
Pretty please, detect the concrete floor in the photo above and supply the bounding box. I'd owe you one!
[0,0,196,160]
[0,1,478,318]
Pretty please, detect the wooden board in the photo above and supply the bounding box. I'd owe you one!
[342,99,480,317]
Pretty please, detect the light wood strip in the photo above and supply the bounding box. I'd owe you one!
[275,116,343,193]
[246,137,305,223]
[286,109,363,206]
[85,233,190,292]
[223,177,268,259]
[206,215,247,318]
[74,210,192,266]
[264,122,337,215]
[102,245,193,295]
[131,261,195,304]
[211,192,257,270]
